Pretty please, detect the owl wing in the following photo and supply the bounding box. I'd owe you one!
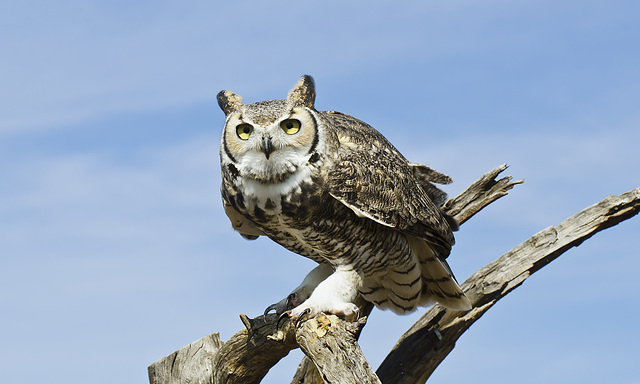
[223,201,264,240]
[324,112,455,255]
[409,163,458,231]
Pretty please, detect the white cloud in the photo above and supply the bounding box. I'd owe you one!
[6,0,629,135]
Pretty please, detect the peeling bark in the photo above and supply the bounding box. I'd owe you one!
[295,315,380,384]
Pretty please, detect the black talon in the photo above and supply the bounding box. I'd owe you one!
[294,308,312,327]
[264,303,277,318]
[276,311,291,330]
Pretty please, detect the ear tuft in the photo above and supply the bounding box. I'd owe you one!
[217,90,243,115]
[287,75,315,109]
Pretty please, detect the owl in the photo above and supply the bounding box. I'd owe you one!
[218,76,471,321]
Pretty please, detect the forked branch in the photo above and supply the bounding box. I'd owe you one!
[376,186,640,384]
[147,165,640,384]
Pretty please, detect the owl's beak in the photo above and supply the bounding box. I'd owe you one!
[262,136,274,159]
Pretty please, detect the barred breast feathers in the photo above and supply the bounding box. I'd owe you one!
[236,165,314,213]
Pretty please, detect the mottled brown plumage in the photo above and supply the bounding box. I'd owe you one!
[218,76,470,319]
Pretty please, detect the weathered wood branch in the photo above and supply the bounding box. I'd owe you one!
[442,163,523,225]
[376,186,640,384]
[148,164,521,384]
[210,314,300,384]
[289,164,522,384]
[148,333,224,384]
[147,165,639,384]
[290,298,375,384]
[295,315,381,384]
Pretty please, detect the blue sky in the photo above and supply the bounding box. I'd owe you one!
[1,1,639,383]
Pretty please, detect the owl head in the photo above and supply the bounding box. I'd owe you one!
[218,76,325,182]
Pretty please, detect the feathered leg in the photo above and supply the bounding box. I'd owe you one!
[288,266,361,321]
[264,263,333,316]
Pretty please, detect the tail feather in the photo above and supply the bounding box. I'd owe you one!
[360,259,423,314]
[360,235,472,313]
[384,263,422,313]
[407,235,472,311]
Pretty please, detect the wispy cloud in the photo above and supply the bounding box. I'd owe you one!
[8,1,634,134]
[2,1,639,383]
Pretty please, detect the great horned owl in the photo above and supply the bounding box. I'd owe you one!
[218,76,471,320]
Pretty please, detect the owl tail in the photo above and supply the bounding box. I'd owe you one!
[407,235,472,311]
[359,260,423,315]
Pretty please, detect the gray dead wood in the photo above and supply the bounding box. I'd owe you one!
[290,299,375,384]
[376,186,640,384]
[147,164,639,384]
[148,333,223,384]
[295,315,381,384]
[442,163,523,225]
[148,164,521,384]
[291,356,324,384]
[289,164,522,384]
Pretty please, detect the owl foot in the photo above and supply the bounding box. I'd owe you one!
[276,302,360,329]
[263,263,333,318]
[285,267,361,323]
[275,307,311,329]
[264,292,303,317]
[288,301,360,323]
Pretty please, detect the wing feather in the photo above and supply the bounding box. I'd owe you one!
[323,111,455,254]
[223,201,263,240]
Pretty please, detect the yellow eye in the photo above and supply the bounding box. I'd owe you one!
[236,124,253,140]
[280,119,301,135]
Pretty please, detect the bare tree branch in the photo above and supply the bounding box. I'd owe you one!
[289,164,523,383]
[147,165,639,384]
[291,356,324,384]
[148,164,521,384]
[290,298,374,384]
[295,315,381,384]
[442,163,523,225]
[376,186,640,384]
[210,314,300,384]
[148,333,223,384]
